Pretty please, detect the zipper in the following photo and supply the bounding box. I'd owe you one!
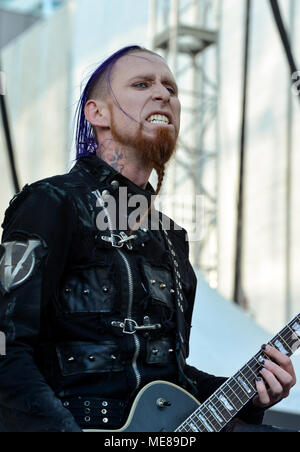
[117,248,142,391]
[93,190,142,391]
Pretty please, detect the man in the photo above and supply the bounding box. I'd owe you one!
[0,46,296,432]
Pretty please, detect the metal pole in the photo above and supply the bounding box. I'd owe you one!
[0,63,20,194]
[233,0,251,305]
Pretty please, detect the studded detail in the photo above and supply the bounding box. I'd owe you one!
[101,190,110,199]
[152,349,159,355]
[64,287,71,293]
[83,289,90,295]
[84,401,91,407]
[150,280,156,285]
[170,288,175,294]
[63,401,69,407]
[102,286,109,293]
[85,416,91,422]
[159,283,167,289]
[102,401,108,407]
[110,180,119,189]
[88,355,95,362]
[101,409,107,414]
[102,418,108,423]
[67,356,75,362]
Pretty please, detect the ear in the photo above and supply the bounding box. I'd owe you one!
[84,99,110,128]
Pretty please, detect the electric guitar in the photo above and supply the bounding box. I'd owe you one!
[86,313,300,432]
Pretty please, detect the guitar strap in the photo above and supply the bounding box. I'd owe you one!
[159,224,188,367]
[160,224,198,396]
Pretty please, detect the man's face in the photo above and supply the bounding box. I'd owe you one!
[105,51,181,159]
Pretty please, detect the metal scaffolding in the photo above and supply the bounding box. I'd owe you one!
[150,0,221,288]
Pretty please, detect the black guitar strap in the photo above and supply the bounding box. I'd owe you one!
[159,224,188,365]
[160,224,198,396]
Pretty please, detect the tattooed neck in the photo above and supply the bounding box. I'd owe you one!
[97,140,126,174]
[97,139,151,189]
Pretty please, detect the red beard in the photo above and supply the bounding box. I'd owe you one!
[110,114,177,176]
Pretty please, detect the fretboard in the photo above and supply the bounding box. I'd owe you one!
[175,313,300,432]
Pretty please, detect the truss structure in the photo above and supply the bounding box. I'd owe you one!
[150,0,221,288]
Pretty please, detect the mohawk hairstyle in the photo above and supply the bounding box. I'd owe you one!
[75,45,159,160]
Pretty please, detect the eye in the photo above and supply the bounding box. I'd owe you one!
[166,86,176,95]
[132,82,150,89]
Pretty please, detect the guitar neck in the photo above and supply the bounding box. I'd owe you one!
[176,313,300,432]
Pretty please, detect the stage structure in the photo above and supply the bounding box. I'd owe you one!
[149,0,221,289]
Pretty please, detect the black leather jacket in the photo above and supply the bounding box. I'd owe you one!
[0,156,263,432]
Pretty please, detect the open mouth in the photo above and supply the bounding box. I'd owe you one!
[146,114,170,125]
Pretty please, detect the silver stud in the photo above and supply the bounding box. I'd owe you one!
[101,409,107,414]
[88,355,95,362]
[67,356,75,362]
[84,401,91,407]
[64,287,71,293]
[85,416,91,422]
[150,280,156,285]
[101,190,110,199]
[102,418,108,423]
[102,401,108,407]
[83,289,90,295]
[110,180,119,189]
[102,286,109,293]
[170,289,175,294]
[159,283,166,289]
[63,401,70,407]
[152,349,159,355]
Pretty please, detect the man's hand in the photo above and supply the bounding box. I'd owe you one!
[253,344,297,408]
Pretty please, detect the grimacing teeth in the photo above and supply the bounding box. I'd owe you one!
[147,114,170,124]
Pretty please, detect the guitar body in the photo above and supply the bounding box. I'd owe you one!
[85,381,200,432]
[84,314,300,432]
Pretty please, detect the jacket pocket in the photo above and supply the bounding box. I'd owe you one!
[59,265,117,314]
[56,341,124,376]
[143,263,175,311]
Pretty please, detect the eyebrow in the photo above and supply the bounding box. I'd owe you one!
[128,73,178,92]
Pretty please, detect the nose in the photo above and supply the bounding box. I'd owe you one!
[151,83,171,103]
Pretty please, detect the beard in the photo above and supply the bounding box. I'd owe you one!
[109,108,178,193]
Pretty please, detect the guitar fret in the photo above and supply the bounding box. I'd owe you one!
[195,410,216,432]
[233,376,253,400]
[270,335,292,355]
[206,401,225,427]
[201,404,223,431]
[209,394,232,422]
[177,413,210,433]
[218,388,240,412]
[174,312,300,433]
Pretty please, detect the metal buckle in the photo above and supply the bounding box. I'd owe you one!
[111,318,161,335]
[101,232,137,249]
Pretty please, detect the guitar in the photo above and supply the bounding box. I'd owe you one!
[86,313,300,432]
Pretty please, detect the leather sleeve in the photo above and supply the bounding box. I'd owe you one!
[0,183,82,432]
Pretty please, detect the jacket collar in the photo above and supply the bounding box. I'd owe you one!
[74,155,156,202]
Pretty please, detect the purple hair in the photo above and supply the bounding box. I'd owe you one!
[75,45,142,159]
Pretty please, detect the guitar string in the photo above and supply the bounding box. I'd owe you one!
[176,315,300,432]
